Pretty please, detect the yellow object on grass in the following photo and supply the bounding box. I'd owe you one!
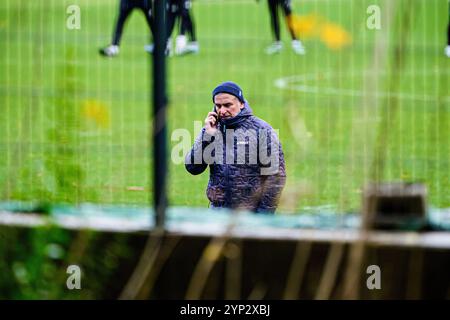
[289,14,352,50]
[320,22,352,50]
[289,14,321,39]
[81,100,110,128]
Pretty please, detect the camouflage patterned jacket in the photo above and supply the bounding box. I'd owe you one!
[185,103,286,213]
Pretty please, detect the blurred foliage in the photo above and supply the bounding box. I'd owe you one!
[0,225,137,299]
[44,48,86,204]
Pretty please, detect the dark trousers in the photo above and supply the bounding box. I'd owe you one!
[448,3,450,45]
[166,0,196,42]
[180,1,196,41]
[448,22,450,46]
[267,0,296,41]
[112,0,154,46]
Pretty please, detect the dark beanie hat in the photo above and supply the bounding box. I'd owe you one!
[212,81,245,103]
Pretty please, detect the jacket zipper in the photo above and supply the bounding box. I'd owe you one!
[221,123,231,205]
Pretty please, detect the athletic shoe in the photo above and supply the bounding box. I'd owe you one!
[99,45,119,57]
[445,45,450,58]
[175,35,188,55]
[265,41,283,55]
[186,41,199,54]
[144,43,154,53]
[145,41,173,57]
[291,40,305,55]
[176,41,200,55]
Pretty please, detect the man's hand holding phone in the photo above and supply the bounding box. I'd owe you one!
[205,111,219,135]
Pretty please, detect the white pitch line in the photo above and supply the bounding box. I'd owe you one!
[275,72,450,104]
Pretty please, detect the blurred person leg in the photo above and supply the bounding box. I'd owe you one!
[146,0,178,55]
[165,0,181,56]
[100,0,134,57]
[140,0,156,52]
[178,0,199,55]
[281,0,305,55]
[265,0,283,54]
[446,1,450,57]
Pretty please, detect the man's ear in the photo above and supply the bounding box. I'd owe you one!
[240,101,245,109]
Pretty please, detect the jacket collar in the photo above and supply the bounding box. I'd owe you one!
[219,100,253,128]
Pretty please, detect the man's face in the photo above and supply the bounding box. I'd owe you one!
[214,93,244,120]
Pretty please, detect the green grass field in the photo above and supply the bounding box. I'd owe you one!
[0,0,449,213]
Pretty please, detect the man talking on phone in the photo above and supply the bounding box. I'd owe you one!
[185,82,286,213]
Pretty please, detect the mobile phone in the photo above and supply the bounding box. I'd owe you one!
[212,106,219,121]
